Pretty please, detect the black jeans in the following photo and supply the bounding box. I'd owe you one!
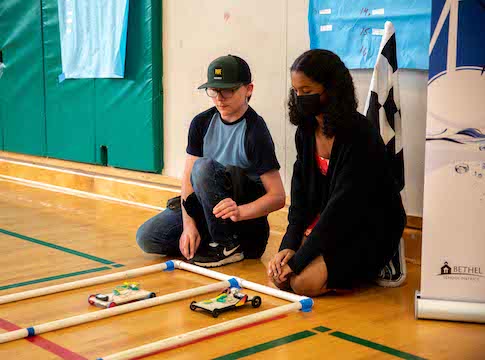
[136,158,269,259]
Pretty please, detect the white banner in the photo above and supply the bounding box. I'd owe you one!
[417,0,485,323]
[57,0,130,81]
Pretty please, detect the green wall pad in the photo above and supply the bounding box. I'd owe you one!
[42,0,162,171]
[0,0,162,172]
[41,0,96,163]
[0,0,46,156]
[95,0,162,172]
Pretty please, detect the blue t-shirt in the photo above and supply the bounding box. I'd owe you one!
[186,106,280,182]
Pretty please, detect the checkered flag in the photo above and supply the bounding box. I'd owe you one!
[364,21,407,287]
[363,21,406,207]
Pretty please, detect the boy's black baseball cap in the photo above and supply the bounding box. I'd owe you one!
[198,55,252,89]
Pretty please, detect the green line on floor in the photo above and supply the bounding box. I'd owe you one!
[313,326,332,333]
[0,267,111,291]
[330,331,427,360]
[213,330,317,360]
[0,228,116,265]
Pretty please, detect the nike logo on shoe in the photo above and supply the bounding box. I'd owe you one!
[223,245,240,256]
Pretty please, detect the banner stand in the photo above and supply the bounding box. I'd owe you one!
[416,292,485,323]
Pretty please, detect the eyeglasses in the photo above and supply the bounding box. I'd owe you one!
[206,86,241,99]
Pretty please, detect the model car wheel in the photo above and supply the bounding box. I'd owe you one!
[108,302,117,308]
[212,309,220,318]
[251,296,262,308]
[190,301,197,311]
[149,292,156,298]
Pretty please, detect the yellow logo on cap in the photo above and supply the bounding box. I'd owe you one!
[214,68,223,80]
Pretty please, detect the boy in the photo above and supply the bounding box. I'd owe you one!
[137,55,285,267]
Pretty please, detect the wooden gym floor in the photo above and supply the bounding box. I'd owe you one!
[0,176,484,359]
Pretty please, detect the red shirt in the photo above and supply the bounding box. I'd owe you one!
[304,152,330,236]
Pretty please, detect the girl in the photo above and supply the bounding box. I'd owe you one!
[268,50,406,296]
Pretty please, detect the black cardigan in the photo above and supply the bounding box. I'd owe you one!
[281,112,406,276]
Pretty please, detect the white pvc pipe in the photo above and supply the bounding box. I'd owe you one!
[415,294,485,324]
[175,261,308,303]
[97,302,302,360]
[174,261,233,281]
[0,263,169,305]
[239,279,307,303]
[0,259,307,306]
[0,281,229,344]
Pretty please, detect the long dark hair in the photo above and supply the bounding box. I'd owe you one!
[289,49,357,137]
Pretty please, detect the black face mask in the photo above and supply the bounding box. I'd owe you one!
[296,93,323,117]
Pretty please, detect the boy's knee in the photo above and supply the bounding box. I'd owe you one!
[136,209,183,255]
[136,224,171,255]
[191,158,222,187]
[136,225,154,253]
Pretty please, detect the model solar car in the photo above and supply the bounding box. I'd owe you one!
[88,282,156,308]
[190,287,261,318]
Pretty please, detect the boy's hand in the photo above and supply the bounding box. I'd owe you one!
[179,224,201,259]
[213,198,241,222]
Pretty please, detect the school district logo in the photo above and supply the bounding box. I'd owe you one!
[441,262,452,275]
[438,261,484,281]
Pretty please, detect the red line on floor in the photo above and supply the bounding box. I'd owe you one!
[0,318,88,360]
[131,314,288,360]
